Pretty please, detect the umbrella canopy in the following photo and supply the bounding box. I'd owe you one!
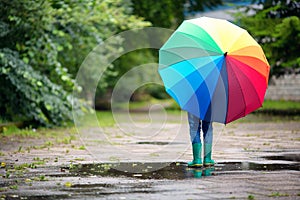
[159,17,270,124]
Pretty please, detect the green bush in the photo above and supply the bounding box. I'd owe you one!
[0,49,81,126]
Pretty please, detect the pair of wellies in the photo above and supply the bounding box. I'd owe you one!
[188,143,214,168]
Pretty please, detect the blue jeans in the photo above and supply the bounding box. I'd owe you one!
[188,112,213,144]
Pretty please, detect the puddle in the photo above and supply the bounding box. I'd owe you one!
[6,195,71,200]
[135,141,183,145]
[2,154,300,200]
[64,159,300,180]
[263,153,300,162]
[136,141,170,145]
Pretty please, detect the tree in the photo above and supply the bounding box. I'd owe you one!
[236,0,300,76]
[0,0,150,125]
[0,0,80,126]
[49,0,151,106]
[0,48,80,126]
[131,0,223,28]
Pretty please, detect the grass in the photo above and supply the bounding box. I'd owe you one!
[268,192,289,197]
[113,98,168,110]
[0,99,298,144]
[91,99,175,127]
[78,145,86,150]
[114,99,300,123]
[0,124,77,140]
[0,126,80,156]
[77,111,115,127]
[81,109,180,128]
[96,111,115,127]
[13,162,41,170]
[252,100,300,120]
[33,175,48,181]
[9,185,18,190]
[1,126,39,137]
[260,100,300,110]
[226,100,300,123]
[234,112,300,123]
[129,98,300,115]
[56,135,76,145]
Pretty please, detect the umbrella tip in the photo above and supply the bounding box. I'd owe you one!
[224,52,227,57]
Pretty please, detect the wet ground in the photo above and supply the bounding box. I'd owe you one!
[0,113,300,199]
[1,157,299,199]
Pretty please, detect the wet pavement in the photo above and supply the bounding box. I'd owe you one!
[0,114,300,199]
[1,155,299,199]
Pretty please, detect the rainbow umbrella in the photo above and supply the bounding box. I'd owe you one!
[158,17,270,124]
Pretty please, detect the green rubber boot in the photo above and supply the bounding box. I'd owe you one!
[192,169,203,178]
[188,143,203,168]
[203,143,215,166]
[203,167,215,176]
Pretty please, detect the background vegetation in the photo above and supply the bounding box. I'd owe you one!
[0,0,150,126]
[235,0,300,76]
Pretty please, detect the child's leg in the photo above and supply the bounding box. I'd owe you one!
[188,113,201,144]
[202,120,213,144]
[202,121,215,166]
[187,113,202,167]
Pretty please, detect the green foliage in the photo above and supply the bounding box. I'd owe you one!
[52,0,151,76]
[270,17,300,71]
[236,0,300,76]
[0,0,84,126]
[131,0,182,28]
[0,0,77,92]
[0,49,80,126]
[0,0,151,125]
[101,49,158,100]
[50,0,151,104]
[145,85,170,99]
[268,192,289,197]
[131,0,223,28]
[252,0,300,18]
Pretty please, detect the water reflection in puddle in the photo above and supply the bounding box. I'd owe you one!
[65,158,300,180]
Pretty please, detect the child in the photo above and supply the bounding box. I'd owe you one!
[187,112,214,167]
